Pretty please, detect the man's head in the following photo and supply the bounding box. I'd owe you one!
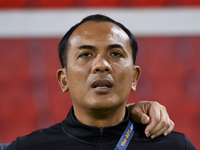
[58,14,138,68]
[57,14,141,119]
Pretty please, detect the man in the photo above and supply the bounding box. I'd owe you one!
[6,14,195,150]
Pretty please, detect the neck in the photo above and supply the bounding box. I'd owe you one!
[73,105,126,128]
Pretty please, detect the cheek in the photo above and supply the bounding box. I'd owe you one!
[67,68,87,101]
[115,63,134,88]
[68,67,86,86]
[67,63,92,97]
[115,60,133,77]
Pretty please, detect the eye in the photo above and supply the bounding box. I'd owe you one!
[78,52,93,58]
[110,51,123,57]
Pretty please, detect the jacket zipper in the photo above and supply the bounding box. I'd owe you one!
[99,127,104,150]
[99,127,104,139]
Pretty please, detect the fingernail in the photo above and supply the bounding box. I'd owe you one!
[164,132,168,136]
[145,132,150,137]
[151,135,155,139]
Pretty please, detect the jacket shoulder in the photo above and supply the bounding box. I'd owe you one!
[6,122,65,150]
[131,123,196,150]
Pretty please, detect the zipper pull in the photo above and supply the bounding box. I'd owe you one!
[99,127,104,139]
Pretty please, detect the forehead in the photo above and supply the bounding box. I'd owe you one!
[68,21,130,46]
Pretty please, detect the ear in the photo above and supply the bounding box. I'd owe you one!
[56,68,69,92]
[131,66,141,92]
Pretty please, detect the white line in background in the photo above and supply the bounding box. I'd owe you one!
[0,8,200,38]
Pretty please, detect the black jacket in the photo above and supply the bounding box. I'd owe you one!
[6,107,196,150]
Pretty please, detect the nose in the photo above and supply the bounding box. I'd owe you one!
[91,56,112,74]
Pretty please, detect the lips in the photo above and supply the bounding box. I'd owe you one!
[92,79,113,93]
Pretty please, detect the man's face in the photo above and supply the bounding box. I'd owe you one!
[59,21,140,111]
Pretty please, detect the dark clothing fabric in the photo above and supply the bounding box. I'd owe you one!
[6,107,196,150]
[0,143,9,150]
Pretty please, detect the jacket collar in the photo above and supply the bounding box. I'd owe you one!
[61,106,131,145]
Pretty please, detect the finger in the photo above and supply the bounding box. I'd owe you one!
[150,120,174,139]
[148,108,169,135]
[147,106,173,138]
[145,115,161,137]
[149,119,169,139]
[144,103,161,136]
[163,120,175,136]
[150,126,168,139]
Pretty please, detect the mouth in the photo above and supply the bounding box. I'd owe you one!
[92,79,113,93]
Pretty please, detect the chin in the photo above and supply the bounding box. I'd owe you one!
[86,99,125,111]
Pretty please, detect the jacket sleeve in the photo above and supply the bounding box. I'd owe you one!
[5,140,18,150]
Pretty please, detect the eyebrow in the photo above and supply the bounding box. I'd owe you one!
[77,44,124,50]
[107,44,124,50]
[77,45,96,50]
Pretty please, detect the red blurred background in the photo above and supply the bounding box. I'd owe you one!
[0,0,200,149]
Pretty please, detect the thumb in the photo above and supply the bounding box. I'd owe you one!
[140,114,150,125]
[128,103,150,124]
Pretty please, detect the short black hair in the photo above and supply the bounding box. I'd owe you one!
[58,14,138,68]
